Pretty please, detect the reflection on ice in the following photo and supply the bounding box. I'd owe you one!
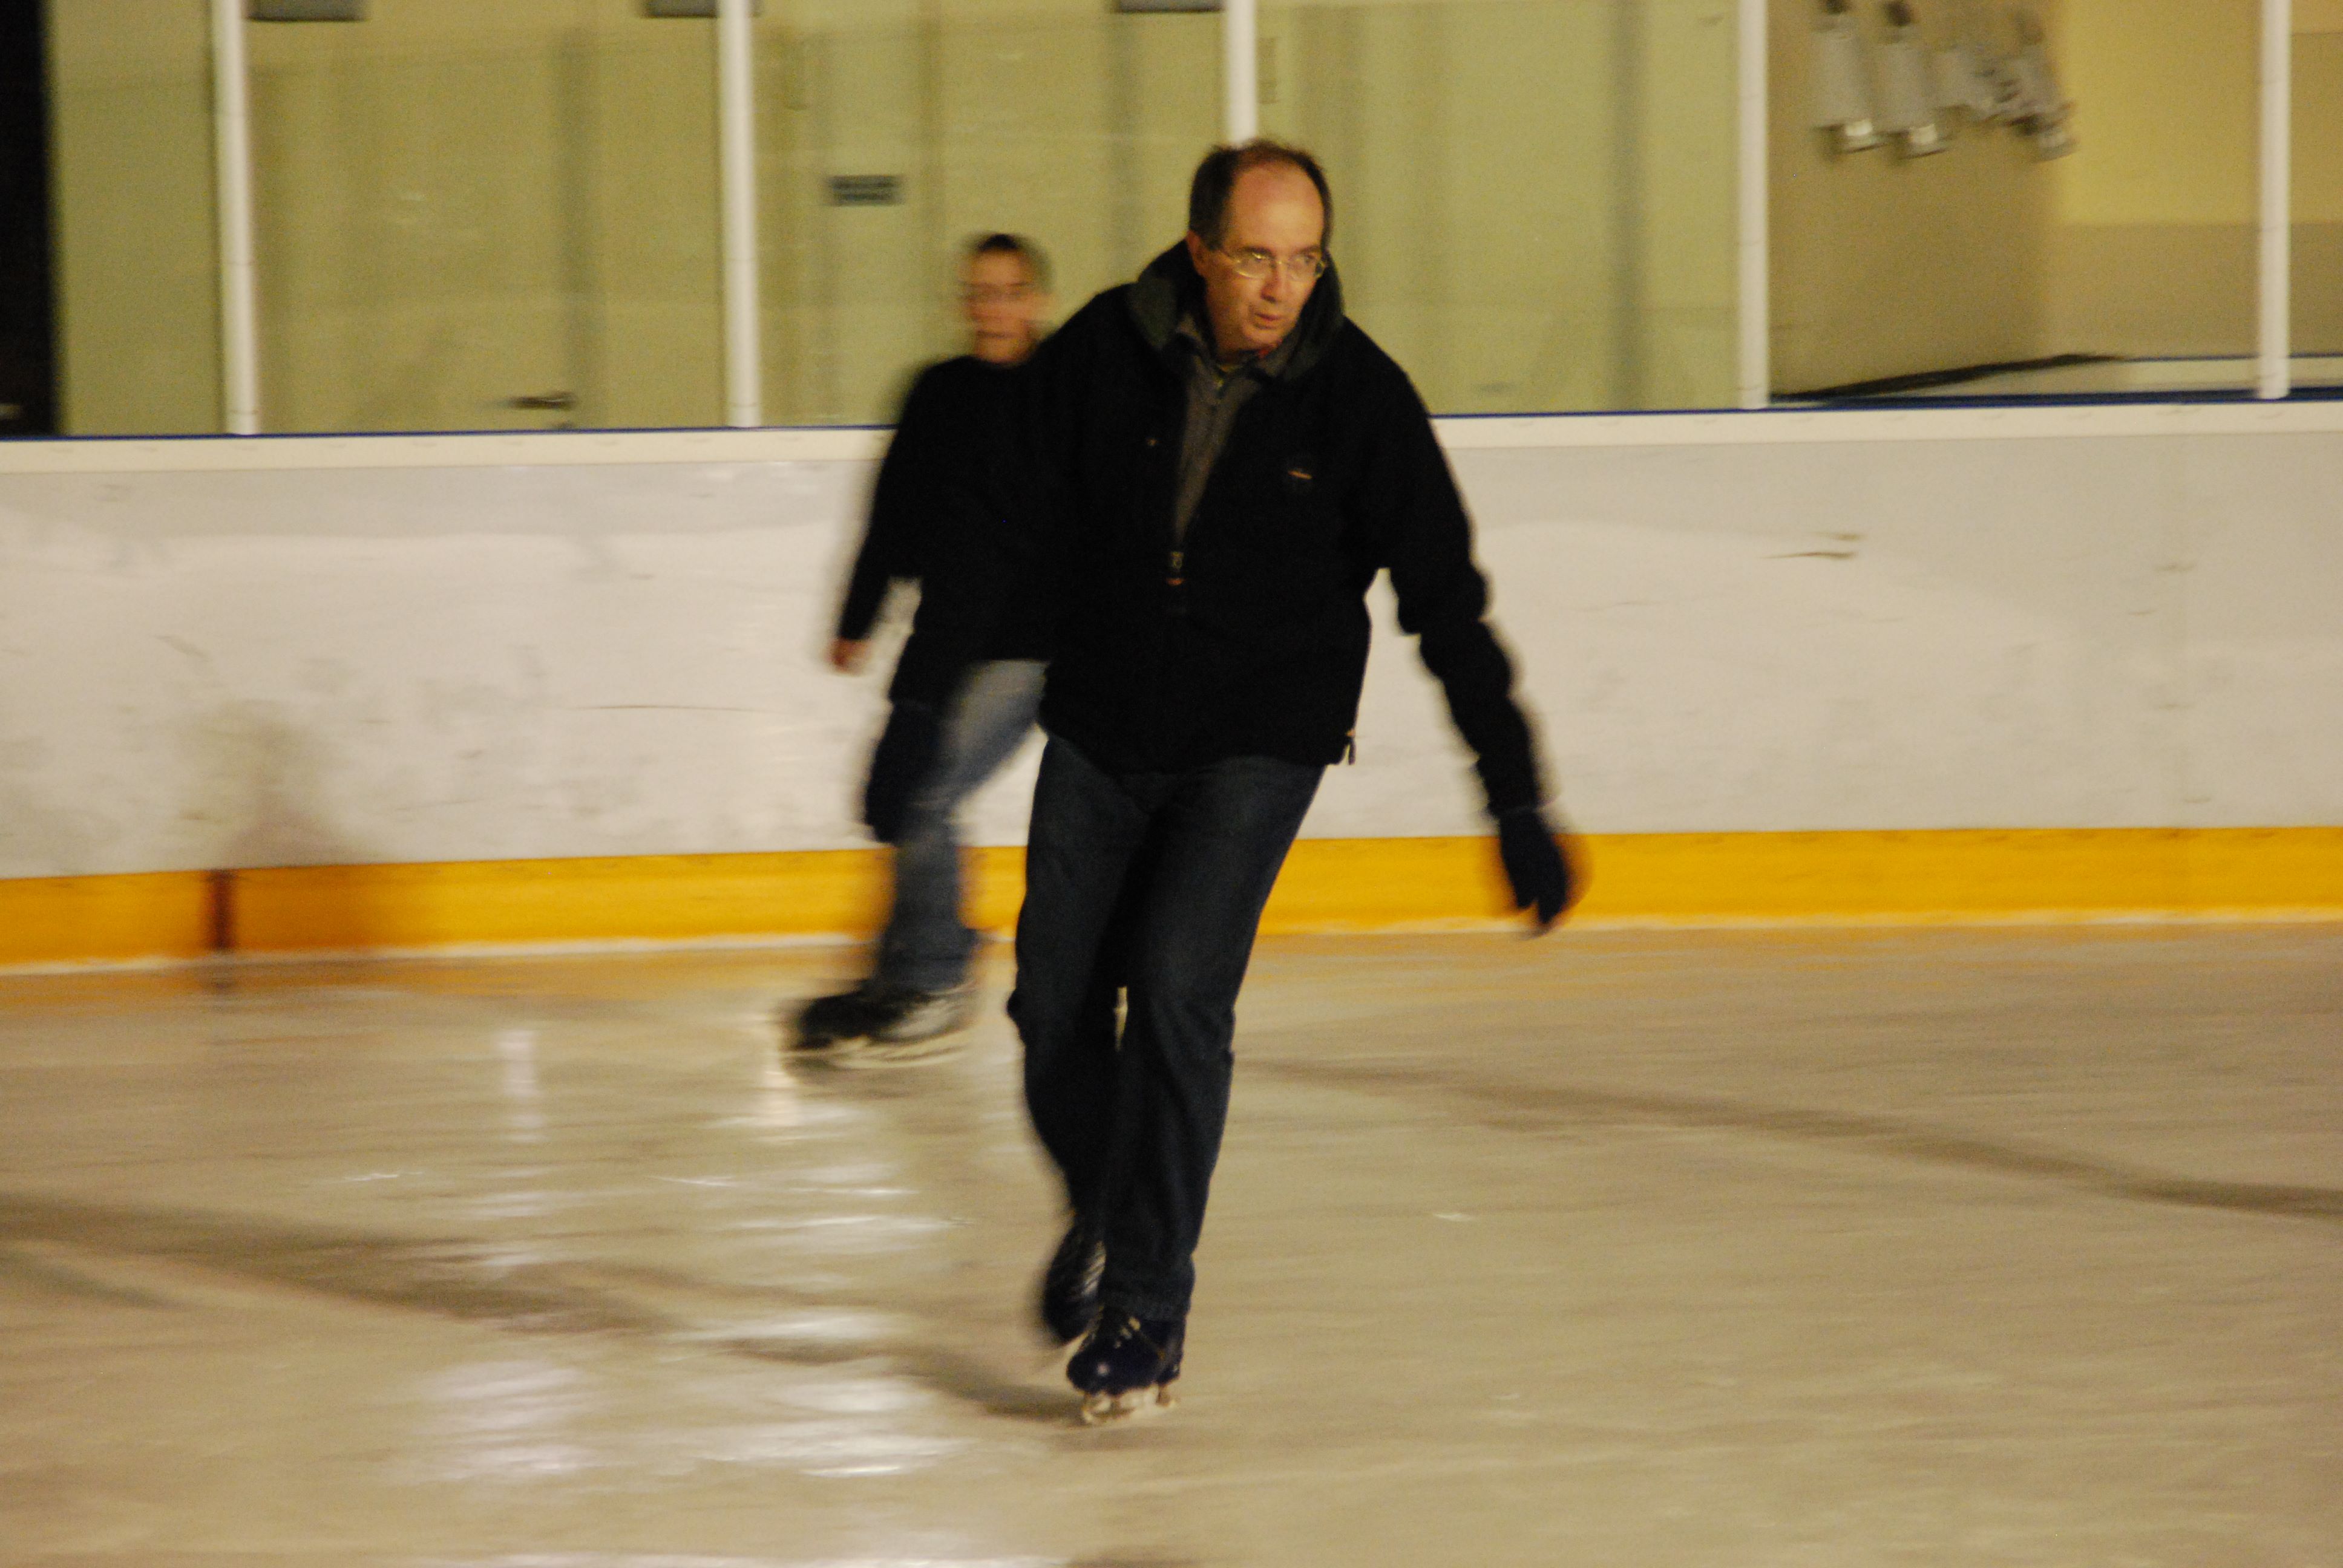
[751,1056,799,1131]
[683,1419,967,1478]
[729,1215,955,1251]
[672,1308,897,1348]
[415,1358,598,1480]
[466,1188,576,1222]
[496,1027,546,1143]
[410,1359,963,1485]
[468,1244,554,1275]
[777,1372,926,1417]
[415,1557,1061,1567]
[423,1359,589,1432]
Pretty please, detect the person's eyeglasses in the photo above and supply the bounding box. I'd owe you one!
[1217,247,1328,282]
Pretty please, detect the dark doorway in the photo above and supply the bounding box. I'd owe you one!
[1,0,59,436]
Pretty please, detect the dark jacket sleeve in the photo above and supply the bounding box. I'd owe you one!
[884,334,1072,708]
[834,368,942,643]
[1362,365,1548,818]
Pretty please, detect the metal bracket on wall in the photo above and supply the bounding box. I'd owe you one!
[644,1,764,16]
[249,1,364,19]
[1116,1,1222,12]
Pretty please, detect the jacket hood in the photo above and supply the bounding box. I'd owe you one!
[1126,240,1346,382]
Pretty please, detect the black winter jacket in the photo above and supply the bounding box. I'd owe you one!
[836,354,1049,661]
[892,244,1546,817]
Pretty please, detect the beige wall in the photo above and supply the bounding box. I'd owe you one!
[1766,0,2337,386]
[761,1,1219,425]
[2045,0,2257,358]
[44,0,1226,433]
[776,0,1740,420]
[2047,0,2343,358]
[246,1,727,433]
[1767,0,2059,393]
[47,0,730,436]
[54,0,2321,431]
[47,1,220,435]
[45,0,1733,432]
[1265,0,1737,414]
[2295,28,2343,351]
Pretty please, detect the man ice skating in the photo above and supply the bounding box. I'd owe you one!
[791,234,1054,1064]
[865,143,1578,1421]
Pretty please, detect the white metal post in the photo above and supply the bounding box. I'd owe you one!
[1737,0,1769,411]
[210,0,261,435]
[1224,0,1259,143]
[2258,0,2292,401]
[718,0,763,427]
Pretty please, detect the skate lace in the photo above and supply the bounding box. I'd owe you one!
[1100,1312,1157,1354]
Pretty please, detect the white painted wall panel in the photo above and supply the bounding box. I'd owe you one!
[2169,434,2343,822]
[2,416,2339,881]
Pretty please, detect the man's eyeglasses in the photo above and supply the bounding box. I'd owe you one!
[1216,247,1329,282]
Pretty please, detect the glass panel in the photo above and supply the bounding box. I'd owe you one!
[757,0,1221,426]
[36,0,2325,434]
[1260,0,1740,414]
[244,0,724,433]
[2295,3,2343,389]
[45,0,221,435]
[1777,0,2266,402]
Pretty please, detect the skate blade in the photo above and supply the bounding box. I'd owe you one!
[779,1016,867,1056]
[1079,1383,1177,1427]
[825,1036,966,1070]
[868,991,980,1045]
[781,1033,867,1064]
[785,1035,852,1056]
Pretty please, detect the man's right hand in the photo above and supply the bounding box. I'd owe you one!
[828,638,871,674]
[862,701,942,844]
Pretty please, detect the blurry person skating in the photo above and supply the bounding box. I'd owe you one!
[791,234,1054,1063]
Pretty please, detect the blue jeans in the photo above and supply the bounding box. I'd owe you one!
[1010,736,1323,1321]
[872,659,1046,995]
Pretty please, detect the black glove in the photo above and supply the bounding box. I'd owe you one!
[1497,806,1578,932]
[862,701,942,845]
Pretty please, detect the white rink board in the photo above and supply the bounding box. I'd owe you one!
[2,407,2341,879]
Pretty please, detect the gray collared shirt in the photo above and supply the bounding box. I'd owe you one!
[1170,313,1299,545]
